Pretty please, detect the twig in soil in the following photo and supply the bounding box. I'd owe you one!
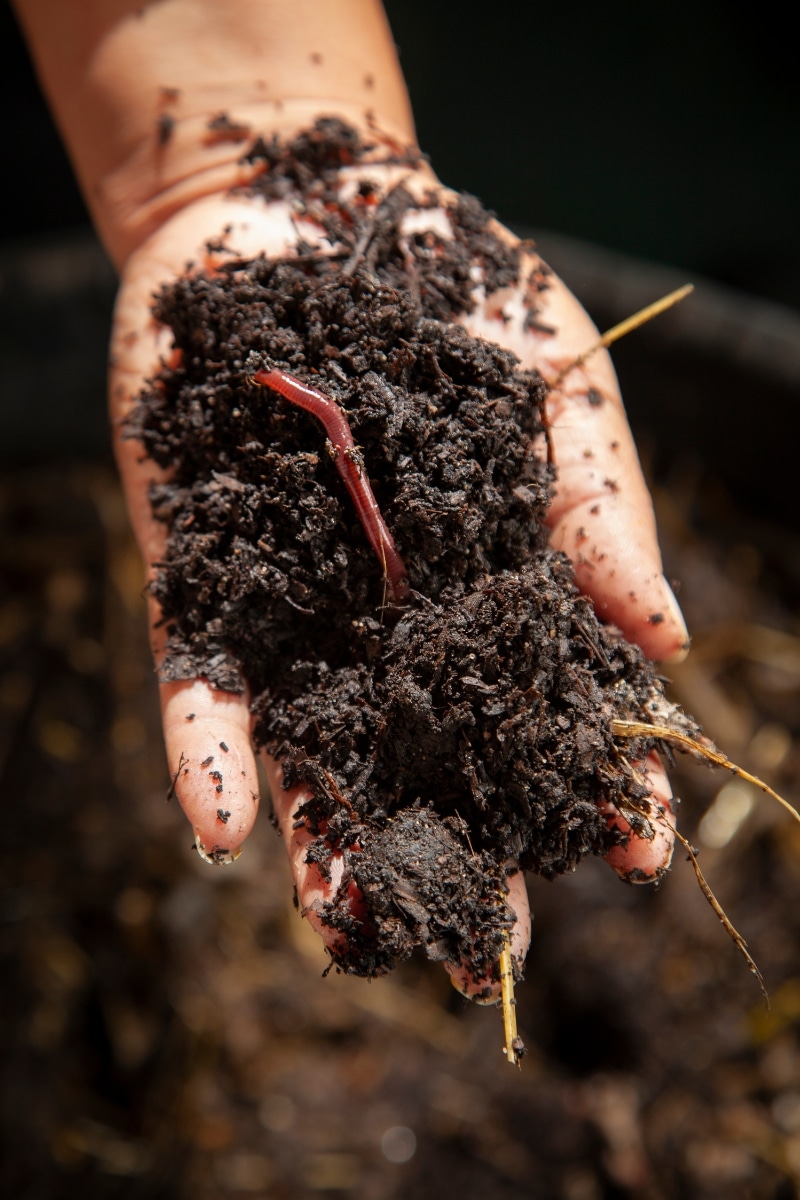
[551,283,694,387]
[341,213,382,278]
[252,368,409,603]
[611,719,800,829]
[321,768,358,819]
[341,178,411,277]
[499,931,525,1066]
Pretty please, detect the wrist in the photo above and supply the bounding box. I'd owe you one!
[100,98,417,268]
[13,0,415,268]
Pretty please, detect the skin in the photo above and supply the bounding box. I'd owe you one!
[15,0,689,998]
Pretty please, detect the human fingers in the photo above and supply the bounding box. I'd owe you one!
[157,677,258,864]
[460,243,689,665]
[456,234,682,885]
[603,752,675,882]
[502,268,682,880]
[110,194,334,862]
[265,753,531,989]
[444,866,531,1004]
[264,758,350,954]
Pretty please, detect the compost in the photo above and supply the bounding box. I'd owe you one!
[133,119,687,982]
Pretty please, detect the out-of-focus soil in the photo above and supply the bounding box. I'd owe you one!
[2,452,800,1200]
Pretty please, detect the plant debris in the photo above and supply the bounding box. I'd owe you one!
[132,119,700,983]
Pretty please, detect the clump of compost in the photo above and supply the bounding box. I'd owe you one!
[134,119,694,984]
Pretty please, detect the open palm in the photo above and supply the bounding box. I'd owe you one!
[110,164,686,996]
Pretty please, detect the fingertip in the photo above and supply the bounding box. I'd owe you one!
[633,578,691,664]
[161,679,260,862]
[192,831,243,866]
[664,643,691,665]
[268,754,534,986]
[558,499,690,663]
[264,754,351,954]
[603,753,675,883]
[444,865,531,1003]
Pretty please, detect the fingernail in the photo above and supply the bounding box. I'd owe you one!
[193,829,242,865]
[659,578,690,663]
[614,863,670,885]
[446,963,500,1005]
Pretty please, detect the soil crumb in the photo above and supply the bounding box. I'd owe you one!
[133,119,687,981]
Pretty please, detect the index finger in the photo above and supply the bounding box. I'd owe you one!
[460,245,689,663]
[108,198,300,861]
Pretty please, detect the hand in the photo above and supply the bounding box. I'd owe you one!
[109,147,687,999]
[16,0,688,999]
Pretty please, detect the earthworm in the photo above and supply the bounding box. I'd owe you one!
[252,367,409,603]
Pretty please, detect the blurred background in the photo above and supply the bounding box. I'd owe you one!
[2,2,800,1197]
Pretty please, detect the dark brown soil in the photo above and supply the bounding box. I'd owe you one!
[132,120,684,982]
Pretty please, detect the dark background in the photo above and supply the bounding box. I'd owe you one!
[386,0,799,310]
[2,0,798,308]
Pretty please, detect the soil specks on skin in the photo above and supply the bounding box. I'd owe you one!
[133,119,692,981]
[204,113,251,145]
[524,317,557,336]
[156,112,175,147]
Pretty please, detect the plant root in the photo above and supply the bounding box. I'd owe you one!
[611,719,800,829]
[666,816,768,1004]
[499,929,524,1066]
[551,283,694,387]
[612,715,800,1004]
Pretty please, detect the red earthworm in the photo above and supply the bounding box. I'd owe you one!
[252,367,409,604]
